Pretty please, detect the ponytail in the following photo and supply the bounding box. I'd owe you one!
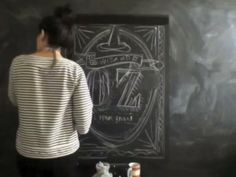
[38,4,75,68]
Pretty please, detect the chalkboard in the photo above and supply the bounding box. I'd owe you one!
[72,15,169,159]
[2,1,236,177]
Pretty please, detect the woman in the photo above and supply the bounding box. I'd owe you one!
[8,5,93,177]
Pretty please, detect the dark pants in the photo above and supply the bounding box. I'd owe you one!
[16,151,80,177]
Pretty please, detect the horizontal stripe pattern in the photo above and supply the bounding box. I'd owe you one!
[8,55,93,159]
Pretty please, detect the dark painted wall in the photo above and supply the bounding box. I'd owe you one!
[1,0,236,177]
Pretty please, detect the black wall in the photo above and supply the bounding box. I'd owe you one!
[1,0,236,177]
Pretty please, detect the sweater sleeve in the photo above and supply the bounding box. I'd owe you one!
[8,61,17,106]
[73,68,93,135]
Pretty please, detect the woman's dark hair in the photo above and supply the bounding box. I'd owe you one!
[38,4,74,61]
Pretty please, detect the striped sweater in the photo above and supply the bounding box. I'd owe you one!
[8,54,93,159]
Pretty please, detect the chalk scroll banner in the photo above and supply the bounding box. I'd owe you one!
[73,15,169,159]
